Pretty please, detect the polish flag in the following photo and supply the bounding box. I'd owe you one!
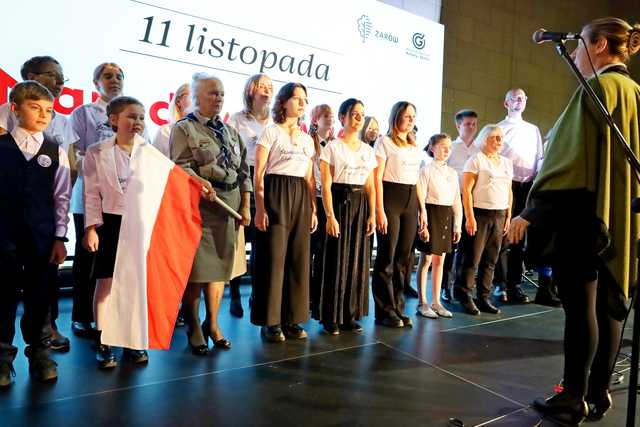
[100,144,202,350]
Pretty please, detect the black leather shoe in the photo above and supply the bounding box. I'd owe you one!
[460,299,480,316]
[404,286,419,298]
[96,344,118,369]
[323,322,340,335]
[339,320,363,333]
[535,279,562,307]
[283,323,307,340]
[533,391,588,425]
[47,329,70,352]
[441,288,452,303]
[230,298,244,318]
[507,285,530,304]
[261,325,286,343]
[71,321,97,339]
[585,390,612,421]
[375,312,404,328]
[27,351,58,382]
[0,360,16,388]
[397,313,413,327]
[213,338,232,349]
[123,349,149,364]
[476,298,500,314]
[186,329,209,356]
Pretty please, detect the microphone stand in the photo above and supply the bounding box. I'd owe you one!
[553,40,640,427]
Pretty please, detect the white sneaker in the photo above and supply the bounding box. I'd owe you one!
[432,303,453,318]
[417,304,438,318]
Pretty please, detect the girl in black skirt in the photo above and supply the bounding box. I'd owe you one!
[83,96,151,368]
[372,102,426,328]
[415,134,462,319]
[251,83,318,342]
[315,99,377,335]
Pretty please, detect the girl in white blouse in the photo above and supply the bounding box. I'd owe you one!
[315,98,376,335]
[454,124,513,316]
[415,134,462,319]
[251,82,318,343]
[372,101,426,328]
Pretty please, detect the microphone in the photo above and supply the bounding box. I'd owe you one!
[532,28,581,44]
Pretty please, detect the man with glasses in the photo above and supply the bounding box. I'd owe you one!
[492,88,543,304]
[0,56,79,352]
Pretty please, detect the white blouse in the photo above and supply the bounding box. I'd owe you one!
[374,135,423,185]
[228,111,272,167]
[463,152,513,210]
[320,138,377,186]
[418,160,462,232]
[257,124,314,177]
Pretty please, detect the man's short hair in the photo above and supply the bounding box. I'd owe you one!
[20,56,60,80]
[454,109,478,124]
[9,81,54,105]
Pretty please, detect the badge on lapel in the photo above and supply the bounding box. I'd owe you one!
[37,154,52,168]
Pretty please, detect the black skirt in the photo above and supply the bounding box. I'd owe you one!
[314,183,370,323]
[415,204,453,255]
[92,213,122,279]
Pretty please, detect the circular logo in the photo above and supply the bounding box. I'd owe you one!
[37,154,52,168]
[412,33,426,50]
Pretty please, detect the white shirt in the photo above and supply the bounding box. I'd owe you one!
[10,126,71,238]
[497,116,543,183]
[448,136,479,183]
[258,124,314,177]
[374,135,423,185]
[418,160,463,232]
[320,138,377,186]
[463,152,513,210]
[152,123,172,158]
[0,103,79,150]
[228,111,272,167]
[114,145,132,192]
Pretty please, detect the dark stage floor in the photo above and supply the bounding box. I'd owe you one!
[0,280,636,427]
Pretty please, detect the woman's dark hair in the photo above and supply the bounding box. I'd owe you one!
[338,98,364,127]
[425,133,451,158]
[272,82,307,124]
[106,96,144,131]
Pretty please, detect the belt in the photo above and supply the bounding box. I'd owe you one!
[209,179,238,192]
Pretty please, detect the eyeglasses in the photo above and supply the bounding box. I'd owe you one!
[509,96,527,102]
[34,71,69,84]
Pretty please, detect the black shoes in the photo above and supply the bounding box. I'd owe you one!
[506,285,530,304]
[340,320,363,333]
[283,323,308,340]
[230,298,244,318]
[27,349,58,382]
[533,391,588,425]
[96,344,118,369]
[201,320,231,350]
[492,284,508,303]
[71,321,97,339]
[535,277,562,308]
[375,312,404,328]
[476,298,501,314]
[261,325,286,343]
[322,322,340,335]
[47,329,70,352]
[404,286,419,298]
[0,360,16,388]
[397,313,413,328]
[123,349,149,364]
[585,390,612,420]
[186,330,209,356]
[460,298,480,316]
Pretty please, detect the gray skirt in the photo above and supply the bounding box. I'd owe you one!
[188,187,241,283]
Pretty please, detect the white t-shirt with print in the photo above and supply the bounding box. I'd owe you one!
[463,152,513,210]
[320,138,377,186]
[374,135,423,185]
[258,124,314,177]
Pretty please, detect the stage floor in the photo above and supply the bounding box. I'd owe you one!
[0,281,635,427]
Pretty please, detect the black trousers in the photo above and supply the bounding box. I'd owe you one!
[372,182,418,320]
[310,196,326,312]
[0,232,54,354]
[494,180,533,289]
[456,208,506,300]
[251,175,311,327]
[551,196,625,397]
[71,213,96,323]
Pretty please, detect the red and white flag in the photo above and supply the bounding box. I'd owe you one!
[100,144,202,350]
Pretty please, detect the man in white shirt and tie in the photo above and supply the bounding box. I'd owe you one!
[493,88,543,304]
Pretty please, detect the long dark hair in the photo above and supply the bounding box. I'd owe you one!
[272,82,307,124]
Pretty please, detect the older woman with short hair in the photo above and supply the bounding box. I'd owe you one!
[170,73,252,354]
[454,124,512,316]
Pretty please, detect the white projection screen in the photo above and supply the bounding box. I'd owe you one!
[2,0,444,254]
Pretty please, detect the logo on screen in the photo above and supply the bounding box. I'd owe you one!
[357,15,372,43]
[412,33,426,50]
